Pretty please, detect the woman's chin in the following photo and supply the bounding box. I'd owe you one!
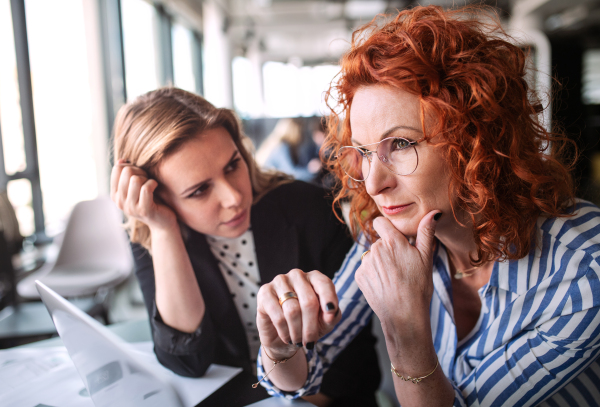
[387,218,418,238]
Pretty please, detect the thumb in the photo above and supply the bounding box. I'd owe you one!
[415,210,442,259]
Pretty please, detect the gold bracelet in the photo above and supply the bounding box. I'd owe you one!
[390,358,439,384]
[252,345,300,388]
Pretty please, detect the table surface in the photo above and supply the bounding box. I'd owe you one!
[18,318,312,407]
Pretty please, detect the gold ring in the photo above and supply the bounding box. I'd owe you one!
[361,250,371,261]
[279,292,298,306]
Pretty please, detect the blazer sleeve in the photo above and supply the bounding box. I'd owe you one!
[131,242,218,377]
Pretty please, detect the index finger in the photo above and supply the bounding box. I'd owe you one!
[110,164,125,201]
[372,216,410,246]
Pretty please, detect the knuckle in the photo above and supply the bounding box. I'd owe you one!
[272,275,286,287]
[122,166,133,178]
[272,314,287,329]
[285,305,301,320]
[138,206,149,218]
[301,299,319,314]
[125,202,137,217]
[139,183,151,195]
[256,285,269,299]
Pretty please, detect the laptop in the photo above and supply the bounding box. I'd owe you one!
[36,280,185,407]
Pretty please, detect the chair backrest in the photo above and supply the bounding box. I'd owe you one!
[53,197,132,272]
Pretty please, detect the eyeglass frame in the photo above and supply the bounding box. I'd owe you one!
[336,136,426,182]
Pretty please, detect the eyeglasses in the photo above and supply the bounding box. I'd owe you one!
[336,137,424,182]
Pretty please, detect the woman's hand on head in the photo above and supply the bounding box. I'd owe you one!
[110,160,177,232]
[256,269,341,358]
[356,210,440,334]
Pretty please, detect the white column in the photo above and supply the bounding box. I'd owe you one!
[82,0,110,196]
[246,39,266,116]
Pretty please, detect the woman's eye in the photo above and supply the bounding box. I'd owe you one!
[391,138,410,150]
[188,184,210,198]
[358,147,370,157]
[226,157,241,173]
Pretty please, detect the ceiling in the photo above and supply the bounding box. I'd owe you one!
[224,0,508,64]
[170,0,600,65]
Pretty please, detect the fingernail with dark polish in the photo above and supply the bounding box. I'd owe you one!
[434,212,442,221]
[326,302,335,312]
[288,341,294,345]
[306,342,315,350]
[296,342,303,347]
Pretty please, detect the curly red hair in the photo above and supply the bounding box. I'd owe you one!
[323,5,576,264]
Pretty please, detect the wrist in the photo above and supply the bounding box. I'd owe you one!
[262,343,299,361]
[381,313,433,355]
[149,220,181,239]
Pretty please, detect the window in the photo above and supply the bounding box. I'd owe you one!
[232,56,262,118]
[25,0,98,234]
[172,23,196,93]
[1,0,203,238]
[262,61,340,118]
[121,0,159,100]
[0,0,26,177]
[583,49,600,105]
[0,0,30,235]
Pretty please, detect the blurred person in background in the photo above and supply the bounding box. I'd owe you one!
[256,118,321,182]
[110,87,380,407]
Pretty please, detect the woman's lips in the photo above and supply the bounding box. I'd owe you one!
[223,209,248,227]
[381,203,413,215]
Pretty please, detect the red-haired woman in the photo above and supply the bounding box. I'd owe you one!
[254,5,600,406]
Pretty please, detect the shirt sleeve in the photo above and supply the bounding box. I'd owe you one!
[452,255,600,406]
[257,236,374,398]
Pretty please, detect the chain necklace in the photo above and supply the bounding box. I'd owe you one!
[447,250,483,280]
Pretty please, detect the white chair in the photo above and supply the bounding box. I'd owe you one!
[17,196,133,300]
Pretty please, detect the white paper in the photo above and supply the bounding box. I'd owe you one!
[128,342,242,407]
[0,346,71,394]
[0,342,241,407]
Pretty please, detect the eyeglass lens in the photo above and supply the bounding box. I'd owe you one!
[338,137,418,181]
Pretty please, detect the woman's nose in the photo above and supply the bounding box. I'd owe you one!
[219,180,243,208]
[365,154,394,196]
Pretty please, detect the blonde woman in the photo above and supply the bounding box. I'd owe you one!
[110,87,380,407]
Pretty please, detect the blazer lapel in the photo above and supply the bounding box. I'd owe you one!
[251,195,299,286]
[185,228,251,365]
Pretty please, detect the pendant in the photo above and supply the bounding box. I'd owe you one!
[454,272,465,280]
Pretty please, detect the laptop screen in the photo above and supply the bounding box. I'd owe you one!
[36,281,184,407]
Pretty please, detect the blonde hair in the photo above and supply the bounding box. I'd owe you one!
[112,87,291,251]
[255,118,303,166]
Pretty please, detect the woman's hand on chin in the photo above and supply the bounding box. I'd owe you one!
[110,159,177,232]
[356,210,441,339]
[256,269,341,358]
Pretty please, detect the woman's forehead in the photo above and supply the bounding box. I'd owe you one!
[157,128,237,186]
[350,85,422,144]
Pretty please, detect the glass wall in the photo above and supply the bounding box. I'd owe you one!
[24,0,98,235]
[0,0,203,238]
[262,62,339,118]
[121,0,159,101]
[172,23,196,93]
[583,49,600,105]
[0,0,29,235]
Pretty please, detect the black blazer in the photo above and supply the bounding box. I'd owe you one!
[132,181,380,403]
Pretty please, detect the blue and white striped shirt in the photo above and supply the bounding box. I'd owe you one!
[258,200,600,406]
